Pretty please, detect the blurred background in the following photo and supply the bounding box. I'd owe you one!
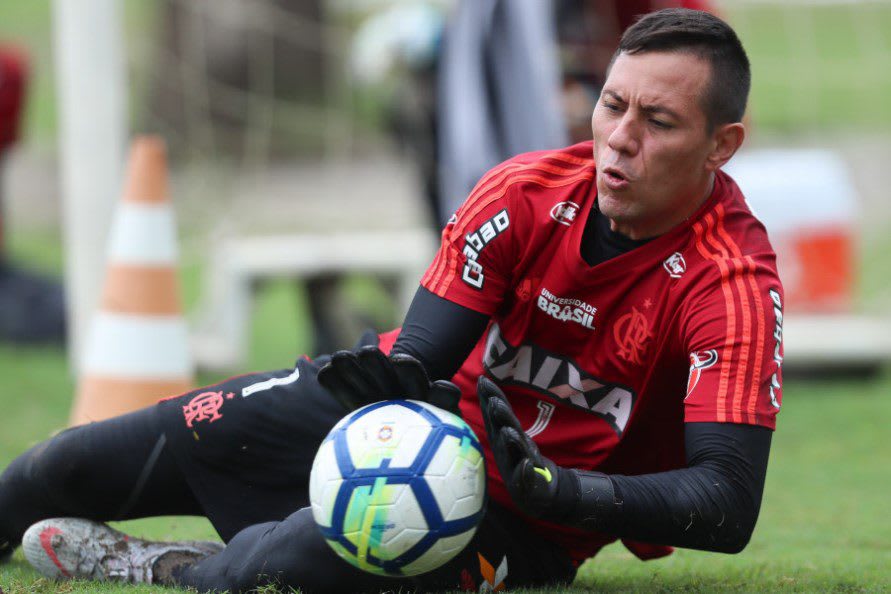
[0,0,888,591]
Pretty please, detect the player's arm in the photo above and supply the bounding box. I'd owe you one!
[317,288,489,412]
[479,379,771,553]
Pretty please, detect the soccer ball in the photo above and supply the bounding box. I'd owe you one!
[309,399,486,577]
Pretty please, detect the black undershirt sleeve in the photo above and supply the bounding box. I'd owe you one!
[391,286,490,381]
[590,422,772,553]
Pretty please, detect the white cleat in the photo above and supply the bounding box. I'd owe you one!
[22,518,224,584]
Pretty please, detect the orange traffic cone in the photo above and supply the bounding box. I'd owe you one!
[70,136,194,425]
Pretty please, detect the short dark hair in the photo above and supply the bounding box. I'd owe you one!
[613,8,750,129]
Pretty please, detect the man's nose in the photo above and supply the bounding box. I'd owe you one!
[607,115,640,155]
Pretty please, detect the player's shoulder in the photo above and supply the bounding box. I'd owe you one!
[677,170,782,294]
[467,142,595,203]
[693,171,777,259]
[449,141,595,231]
[500,140,595,170]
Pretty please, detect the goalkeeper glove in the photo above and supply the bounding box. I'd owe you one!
[318,346,462,415]
[478,376,615,529]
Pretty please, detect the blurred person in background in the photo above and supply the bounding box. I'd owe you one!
[2,8,782,594]
[394,0,717,228]
[0,44,65,344]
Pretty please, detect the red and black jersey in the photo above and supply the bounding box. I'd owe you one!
[417,141,784,561]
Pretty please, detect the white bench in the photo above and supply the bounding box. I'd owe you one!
[191,229,438,370]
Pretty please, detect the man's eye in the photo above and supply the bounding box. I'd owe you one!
[650,119,672,129]
[603,101,621,112]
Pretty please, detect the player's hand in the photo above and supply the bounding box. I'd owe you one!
[478,377,577,523]
[318,346,462,415]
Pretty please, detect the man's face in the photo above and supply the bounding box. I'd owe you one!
[592,51,717,239]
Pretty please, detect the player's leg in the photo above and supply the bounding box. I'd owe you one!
[173,502,576,593]
[172,507,397,594]
[0,405,201,558]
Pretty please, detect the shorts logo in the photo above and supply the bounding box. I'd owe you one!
[550,201,580,226]
[462,209,509,290]
[686,349,719,398]
[183,390,233,428]
[614,306,652,366]
[537,287,597,330]
[478,553,507,592]
[663,252,686,278]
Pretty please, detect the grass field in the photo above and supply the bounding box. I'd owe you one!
[1,1,890,592]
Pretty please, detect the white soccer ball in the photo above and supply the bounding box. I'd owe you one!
[309,399,486,577]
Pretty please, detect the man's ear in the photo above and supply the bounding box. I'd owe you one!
[706,122,745,172]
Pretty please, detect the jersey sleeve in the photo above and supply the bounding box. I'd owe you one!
[679,255,784,429]
[420,159,525,315]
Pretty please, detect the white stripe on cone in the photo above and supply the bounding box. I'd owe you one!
[82,312,193,379]
[107,203,179,265]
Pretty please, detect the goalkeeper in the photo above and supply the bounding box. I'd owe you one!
[1,8,781,593]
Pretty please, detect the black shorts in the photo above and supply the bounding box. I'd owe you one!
[157,354,346,542]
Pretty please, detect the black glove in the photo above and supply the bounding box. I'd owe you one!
[478,376,615,528]
[318,346,462,415]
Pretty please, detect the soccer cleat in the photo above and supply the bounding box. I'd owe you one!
[22,518,223,584]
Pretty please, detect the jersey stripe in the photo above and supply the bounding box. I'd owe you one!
[455,160,591,238]
[731,260,753,424]
[714,204,743,258]
[462,157,584,219]
[706,211,739,423]
[695,204,768,425]
[438,248,461,296]
[715,207,753,424]
[714,205,767,424]
[425,246,448,294]
[428,239,457,297]
[422,249,443,287]
[693,213,735,422]
[744,255,767,424]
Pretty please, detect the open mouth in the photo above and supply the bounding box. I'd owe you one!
[604,167,628,183]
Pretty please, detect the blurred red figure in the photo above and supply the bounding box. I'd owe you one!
[0,44,66,344]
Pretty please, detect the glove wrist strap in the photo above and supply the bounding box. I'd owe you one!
[564,470,617,531]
